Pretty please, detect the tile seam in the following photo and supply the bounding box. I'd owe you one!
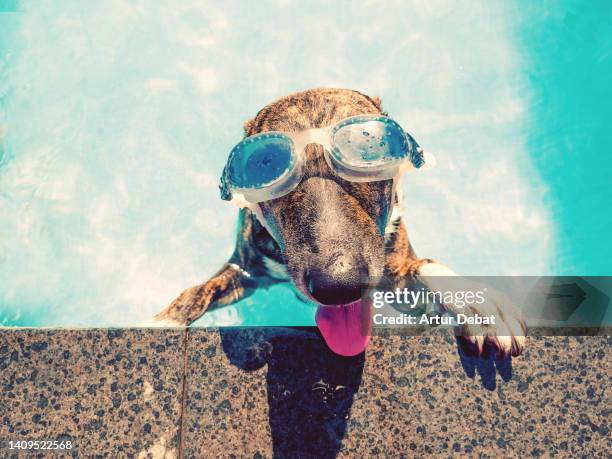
[177,328,190,459]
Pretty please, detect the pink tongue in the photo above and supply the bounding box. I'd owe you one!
[315,300,371,356]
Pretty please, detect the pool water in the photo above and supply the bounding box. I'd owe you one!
[0,1,610,327]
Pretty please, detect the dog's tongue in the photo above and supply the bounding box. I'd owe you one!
[315,300,371,356]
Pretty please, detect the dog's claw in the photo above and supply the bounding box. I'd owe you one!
[459,326,526,360]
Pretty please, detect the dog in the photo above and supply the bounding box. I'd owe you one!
[153,88,526,358]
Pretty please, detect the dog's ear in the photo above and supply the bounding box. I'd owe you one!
[370,96,382,110]
[243,119,255,137]
[368,95,387,116]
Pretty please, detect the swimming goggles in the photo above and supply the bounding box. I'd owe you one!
[219,115,434,203]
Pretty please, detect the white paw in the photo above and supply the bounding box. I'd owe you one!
[457,289,526,359]
[419,267,526,359]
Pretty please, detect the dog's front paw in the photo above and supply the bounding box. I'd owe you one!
[150,283,214,327]
[456,289,526,359]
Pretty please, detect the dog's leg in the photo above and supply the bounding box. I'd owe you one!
[152,208,268,326]
[413,261,526,358]
[153,262,252,326]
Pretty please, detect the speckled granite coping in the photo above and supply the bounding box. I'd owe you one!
[0,329,610,458]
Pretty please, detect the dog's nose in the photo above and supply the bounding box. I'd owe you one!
[305,257,367,305]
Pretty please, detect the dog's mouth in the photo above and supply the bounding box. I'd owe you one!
[289,275,373,356]
[314,300,372,357]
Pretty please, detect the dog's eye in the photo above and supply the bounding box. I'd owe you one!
[228,136,294,189]
[332,120,408,167]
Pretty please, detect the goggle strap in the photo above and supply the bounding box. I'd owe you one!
[219,165,233,201]
[240,200,280,243]
[228,192,251,208]
[401,149,437,173]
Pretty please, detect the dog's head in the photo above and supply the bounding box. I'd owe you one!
[243,89,396,307]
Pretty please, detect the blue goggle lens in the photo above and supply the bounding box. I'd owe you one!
[227,134,294,189]
[331,117,410,168]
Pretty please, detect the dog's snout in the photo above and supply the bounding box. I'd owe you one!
[305,254,367,305]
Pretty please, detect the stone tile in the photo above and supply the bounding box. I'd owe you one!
[343,332,611,458]
[0,328,609,458]
[181,329,274,459]
[0,329,186,458]
[182,328,611,458]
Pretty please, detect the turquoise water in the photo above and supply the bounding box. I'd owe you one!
[512,1,612,275]
[0,1,610,327]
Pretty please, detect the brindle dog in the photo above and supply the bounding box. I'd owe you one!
[154,88,525,358]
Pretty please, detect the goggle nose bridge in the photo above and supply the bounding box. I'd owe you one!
[289,126,334,152]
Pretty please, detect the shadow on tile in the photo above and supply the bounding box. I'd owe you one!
[457,345,514,391]
[183,330,610,458]
[221,328,364,459]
